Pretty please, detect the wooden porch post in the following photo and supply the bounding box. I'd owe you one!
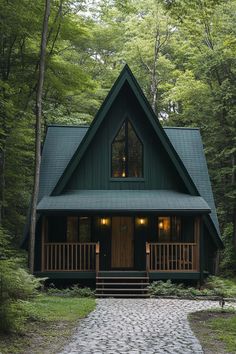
[194,216,201,272]
[96,242,100,275]
[41,216,46,272]
[146,242,150,272]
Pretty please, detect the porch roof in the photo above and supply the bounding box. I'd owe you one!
[37,190,210,213]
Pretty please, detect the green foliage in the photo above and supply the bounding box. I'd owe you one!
[148,277,236,298]
[46,283,95,298]
[0,227,43,332]
[0,295,96,354]
[208,315,236,353]
[205,276,236,298]
[220,223,236,276]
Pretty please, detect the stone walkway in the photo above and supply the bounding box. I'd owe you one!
[59,298,229,354]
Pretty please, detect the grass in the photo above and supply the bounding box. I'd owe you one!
[0,295,96,354]
[189,308,236,354]
[209,313,236,353]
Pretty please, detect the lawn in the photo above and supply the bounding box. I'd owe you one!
[189,309,236,354]
[0,295,96,354]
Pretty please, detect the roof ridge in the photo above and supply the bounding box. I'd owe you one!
[163,126,200,130]
[47,124,90,128]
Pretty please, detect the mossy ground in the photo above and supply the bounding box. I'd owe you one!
[0,295,96,354]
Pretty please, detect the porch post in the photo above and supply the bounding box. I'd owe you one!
[41,216,46,272]
[146,242,150,272]
[96,242,100,275]
[194,216,201,272]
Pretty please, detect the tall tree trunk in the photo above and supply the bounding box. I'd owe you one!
[29,0,50,274]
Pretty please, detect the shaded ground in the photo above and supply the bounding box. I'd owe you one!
[0,296,96,354]
[0,321,75,354]
[189,311,236,354]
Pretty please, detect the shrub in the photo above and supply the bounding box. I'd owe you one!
[204,276,236,298]
[0,227,43,332]
[148,277,236,298]
[46,283,95,298]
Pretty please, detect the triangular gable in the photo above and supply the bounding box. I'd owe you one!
[52,65,198,197]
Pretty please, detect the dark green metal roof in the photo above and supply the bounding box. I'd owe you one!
[37,190,210,213]
[165,127,220,236]
[38,125,89,201]
[30,65,222,248]
[37,125,220,241]
[52,65,199,197]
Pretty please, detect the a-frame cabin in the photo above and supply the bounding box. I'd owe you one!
[25,65,223,296]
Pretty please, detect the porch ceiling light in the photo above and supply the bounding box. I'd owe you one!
[101,218,109,226]
[137,217,147,226]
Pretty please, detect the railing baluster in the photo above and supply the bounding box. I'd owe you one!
[148,242,198,273]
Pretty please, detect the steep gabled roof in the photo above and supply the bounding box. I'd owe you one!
[52,65,199,197]
[27,65,222,248]
[35,125,222,247]
[38,125,88,202]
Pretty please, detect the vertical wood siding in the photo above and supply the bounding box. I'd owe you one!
[65,85,186,192]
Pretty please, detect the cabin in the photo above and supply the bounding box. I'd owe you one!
[25,65,223,296]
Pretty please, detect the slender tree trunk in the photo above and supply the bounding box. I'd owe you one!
[0,147,6,225]
[232,154,236,251]
[29,0,50,274]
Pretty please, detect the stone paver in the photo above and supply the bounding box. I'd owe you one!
[59,298,232,354]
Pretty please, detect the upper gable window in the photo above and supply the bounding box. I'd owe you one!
[111,120,143,178]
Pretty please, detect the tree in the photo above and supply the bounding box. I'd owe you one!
[29,0,50,274]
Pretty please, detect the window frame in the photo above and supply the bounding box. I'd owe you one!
[157,216,182,242]
[110,118,144,179]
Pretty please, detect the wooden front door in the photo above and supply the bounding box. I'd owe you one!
[111,217,134,268]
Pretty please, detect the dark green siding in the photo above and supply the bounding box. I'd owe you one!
[65,85,187,192]
[202,225,217,274]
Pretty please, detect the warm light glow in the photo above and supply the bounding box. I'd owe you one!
[159,221,164,229]
[137,217,147,226]
[101,218,108,226]
[122,171,126,177]
[122,155,126,161]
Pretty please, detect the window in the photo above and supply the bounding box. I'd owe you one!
[67,216,78,242]
[79,217,91,242]
[67,216,91,242]
[157,216,181,242]
[111,119,143,178]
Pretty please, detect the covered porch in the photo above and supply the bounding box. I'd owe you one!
[39,214,201,277]
[36,189,209,279]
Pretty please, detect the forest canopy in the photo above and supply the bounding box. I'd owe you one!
[0,0,235,273]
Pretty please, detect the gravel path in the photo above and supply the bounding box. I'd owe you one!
[59,298,229,354]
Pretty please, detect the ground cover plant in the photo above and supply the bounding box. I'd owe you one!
[148,277,236,298]
[0,295,96,354]
[189,308,236,354]
[46,283,95,298]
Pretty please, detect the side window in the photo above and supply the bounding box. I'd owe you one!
[157,216,181,242]
[67,216,78,242]
[111,119,143,178]
[79,217,91,242]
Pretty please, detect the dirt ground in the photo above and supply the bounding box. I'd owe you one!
[189,311,236,354]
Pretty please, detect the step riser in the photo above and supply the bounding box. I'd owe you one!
[96,272,150,298]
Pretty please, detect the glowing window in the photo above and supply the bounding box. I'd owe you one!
[111,120,143,178]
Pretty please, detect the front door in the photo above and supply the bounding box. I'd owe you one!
[111,216,134,268]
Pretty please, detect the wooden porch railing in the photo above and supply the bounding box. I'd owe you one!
[146,242,199,272]
[42,242,100,272]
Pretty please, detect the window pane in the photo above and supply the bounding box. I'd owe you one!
[158,217,171,242]
[172,216,181,241]
[127,121,143,177]
[79,217,91,242]
[67,216,78,242]
[111,122,126,177]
